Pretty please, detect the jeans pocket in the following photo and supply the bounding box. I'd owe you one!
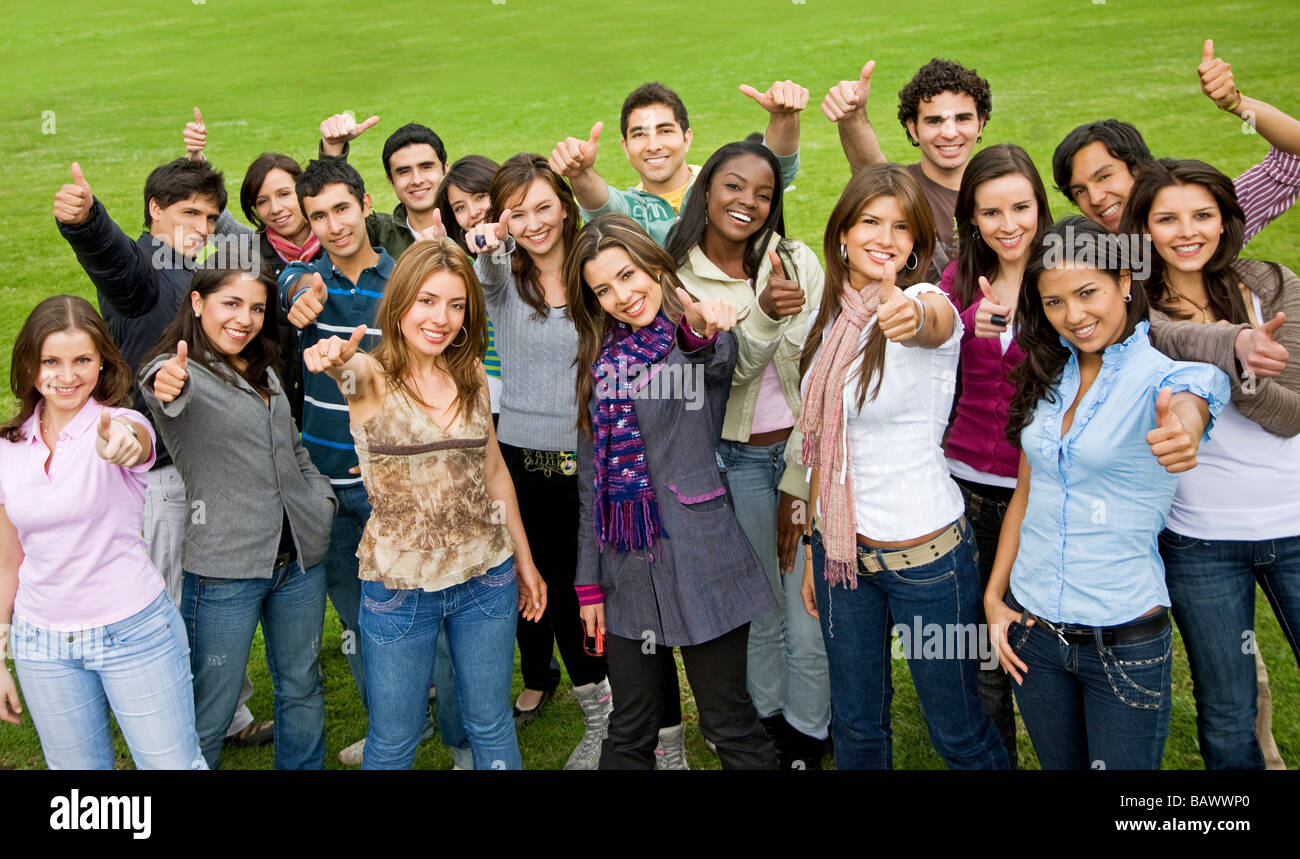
[1099,628,1171,711]
[1009,621,1031,653]
[108,595,174,645]
[360,580,418,644]
[1158,528,1205,551]
[467,558,518,619]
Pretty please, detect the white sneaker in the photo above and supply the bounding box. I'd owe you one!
[654,723,689,770]
[565,678,612,770]
[338,737,366,767]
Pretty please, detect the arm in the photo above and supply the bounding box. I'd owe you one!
[0,504,23,724]
[139,351,195,419]
[301,326,384,420]
[471,234,516,304]
[574,413,605,638]
[548,122,613,212]
[821,63,887,174]
[1234,270,1300,435]
[739,80,809,160]
[56,184,159,319]
[1200,40,1300,155]
[481,396,546,622]
[983,451,1032,683]
[878,281,957,350]
[96,410,154,470]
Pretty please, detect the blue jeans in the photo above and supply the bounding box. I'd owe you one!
[326,484,370,707]
[434,622,468,751]
[12,590,206,770]
[811,524,1007,770]
[360,557,521,770]
[719,439,830,739]
[182,561,326,770]
[1160,529,1300,769]
[1007,602,1172,770]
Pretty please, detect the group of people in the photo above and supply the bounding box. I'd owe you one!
[2,40,1298,770]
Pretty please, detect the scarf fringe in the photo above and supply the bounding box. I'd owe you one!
[823,557,857,589]
[801,432,818,468]
[596,494,666,552]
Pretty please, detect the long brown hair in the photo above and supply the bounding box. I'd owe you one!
[566,215,686,438]
[371,238,487,424]
[490,153,581,318]
[3,296,133,442]
[799,163,935,407]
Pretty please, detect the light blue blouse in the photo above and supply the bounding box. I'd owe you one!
[1010,321,1230,626]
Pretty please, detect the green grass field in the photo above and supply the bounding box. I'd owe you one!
[1,0,1297,769]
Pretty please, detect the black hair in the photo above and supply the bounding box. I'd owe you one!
[142,157,228,230]
[295,158,367,214]
[240,153,302,230]
[620,82,690,137]
[897,58,993,139]
[434,155,500,249]
[1051,119,1153,207]
[381,123,448,179]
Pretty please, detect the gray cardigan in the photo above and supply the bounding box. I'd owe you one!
[575,329,778,648]
[139,355,337,578]
[1149,258,1300,437]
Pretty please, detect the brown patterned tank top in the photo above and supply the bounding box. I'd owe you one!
[352,385,513,591]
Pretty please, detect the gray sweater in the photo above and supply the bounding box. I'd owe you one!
[139,355,337,578]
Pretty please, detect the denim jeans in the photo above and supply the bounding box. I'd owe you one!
[434,622,468,751]
[360,557,521,770]
[326,484,370,707]
[1160,529,1300,769]
[12,589,207,770]
[182,560,326,770]
[1007,603,1173,770]
[719,439,830,740]
[811,524,1007,770]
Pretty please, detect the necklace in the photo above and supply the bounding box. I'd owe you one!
[1164,282,1213,323]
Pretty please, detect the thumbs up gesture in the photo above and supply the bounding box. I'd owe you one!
[184,107,207,161]
[1146,387,1199,472]
[1198,39,1240,111]
[53,162,94,225]
[876,261,924,342]
[974,276,1013,338]
[740,80,809,116]
[416,208,447,242]
[757,250,805,319]
[464,209,512,256]
[677,287,737,339]
[320,111,380,157]
[287,273,329,329]
[821,60,875,122]
[549,122,603,178]
[96,410,144,467]
[153,340,190,403]
[1234,312,1288,378]
[304,324,367,374]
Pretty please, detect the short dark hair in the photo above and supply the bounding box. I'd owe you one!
[1051,120,1152,206]
[296,158,367,214]
[240,152,302,229]
[897,58,993,137]
[620,82,690,138]
[142,158,228,230]
[381,123,448,179]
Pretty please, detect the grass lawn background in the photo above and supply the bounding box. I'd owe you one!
[0,0,1296,768]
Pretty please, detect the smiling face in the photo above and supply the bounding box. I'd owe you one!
[905,91,985,176]
[621,103,693,193]
[191,274,268,361]
[399,270,468,358]
[840,195,916,289]
[37,329,100,418]
[584,246,663,331]
[303,183,372,260]
[149,194,221,258]
[505,178,568,260]
[447,184,492,232]
[1037,264,1132,353]
[704,153,775,246]
[255,168,309,243]
[388,143,446,215]
[1146,183,1222,276]
[973,174,1039,265]
[1067,141,1136,233]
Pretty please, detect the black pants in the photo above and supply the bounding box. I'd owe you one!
[600,624,776,769]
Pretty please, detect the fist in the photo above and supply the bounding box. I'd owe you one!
[1234,312,1287,378]
[184,107,207,161]
[320,112,380,155]
[416,209,447,242]
[548,122,602,178]
[1198,39,1239,111]
[677,287,737,339]
[740,80,809,116]
[96,411,143,467]
[153,341,190,403]
[757,250,805,319]
[875,262,923,342]
[53,162,93,225]
[821,61,875,122]
[1146,387,1198,473]
[287,273,328,329]
[464,209,511,256]
[973,276,1012,338]
[303,325,366,374]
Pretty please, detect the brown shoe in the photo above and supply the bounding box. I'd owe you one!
[227,719,274,747]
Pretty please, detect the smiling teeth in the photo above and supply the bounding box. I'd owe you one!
[1100,203,1121,218]
[866,250,893,262]
[728,211,752,223]
[1174,244,1200,252]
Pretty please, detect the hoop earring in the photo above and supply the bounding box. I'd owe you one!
[840,243,848,263]
[450,326,468,347]
[1123,291,1132,303]
[905,252,919,271]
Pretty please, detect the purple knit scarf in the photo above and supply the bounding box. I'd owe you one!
[590,311,678,552]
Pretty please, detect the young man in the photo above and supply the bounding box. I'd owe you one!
[551,79,807,247]
[823,57,992,280]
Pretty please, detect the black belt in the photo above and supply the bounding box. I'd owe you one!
[273,551,295,570]
[1004,592,1169,646]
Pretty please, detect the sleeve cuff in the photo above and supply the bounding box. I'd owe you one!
[677,314,718,351]
[574,584,604,606]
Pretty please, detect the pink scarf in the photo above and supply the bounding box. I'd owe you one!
[266,230,321,263]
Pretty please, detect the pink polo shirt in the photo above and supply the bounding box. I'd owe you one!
[0,398,163,630]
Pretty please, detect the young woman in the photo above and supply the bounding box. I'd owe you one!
[936,143,1055,768]
[798,163,1007,771]
[0,296,204,770]
[568,214,778,769]
[463,154,613,768]
[1123,158,1300,769]
[665,139,829,767]
[140,267,336,770]
[303,238,546,769]
[985,216,1229,770]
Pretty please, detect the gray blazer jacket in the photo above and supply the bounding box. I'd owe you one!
[576,328,777,648]
[140,355,337,579]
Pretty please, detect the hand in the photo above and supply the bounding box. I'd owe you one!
[676,287,737,338]
[875,262,923,342]
[973,276,1012,338]
[739,80,809,116]
[579,602,605,641]
[53,162,93,225]
[95,410,143,467]
[0,667,21,725]
[821,60,875,122]
[800,560,818,619]
[984,595,1031,685]
[1145,387,1199,473]
[1198,39,1239,111]
[415,209,447,242]
[184,107,207,161]
[287,273,328,329]
[757,250,805,319]
[303,325,366,374]
[516,559,547,622]
[153,340,190,403]
[548,121,602,178]
[1234,312,1288,378]
[463,209,511,256]
[777,492,803,574]
[320,112,380,155]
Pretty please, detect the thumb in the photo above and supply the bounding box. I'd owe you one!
[1155,387,1173,427]
[1202,39,1214,65]
[738,84,765,105]
[71,161,88,188]
[587,120,603,147]
[978,275,994,302]
[1260,312,1285,340]
[675,286,697,311]
[768,249,787,281]
[357,115,380,133]
[432,208,444,233]
[349,324,367,347]
[193,106,204,128]
[312,273,327,296]
[880,260,899,299]
[859,60,875,88]
[98,410,112,439]
[177,340,188,369]
[496,209,512,240]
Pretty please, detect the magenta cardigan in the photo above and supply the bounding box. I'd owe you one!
[938,261,1026,480]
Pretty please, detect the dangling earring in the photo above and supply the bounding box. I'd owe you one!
[971,227,982,241]
[905,252,919,271]
[451,326,468,347]
[840,243,848,262]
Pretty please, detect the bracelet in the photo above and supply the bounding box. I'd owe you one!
[911,295,926,335]
[111,416,138,438]
[1223,89,1243,113]
[290,284,314,305]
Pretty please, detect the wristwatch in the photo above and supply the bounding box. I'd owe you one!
[111,416,139,438]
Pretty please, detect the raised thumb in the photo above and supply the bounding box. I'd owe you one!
[71,162,88,188]
[1155,387,1173,427]
[177,340,188,368]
